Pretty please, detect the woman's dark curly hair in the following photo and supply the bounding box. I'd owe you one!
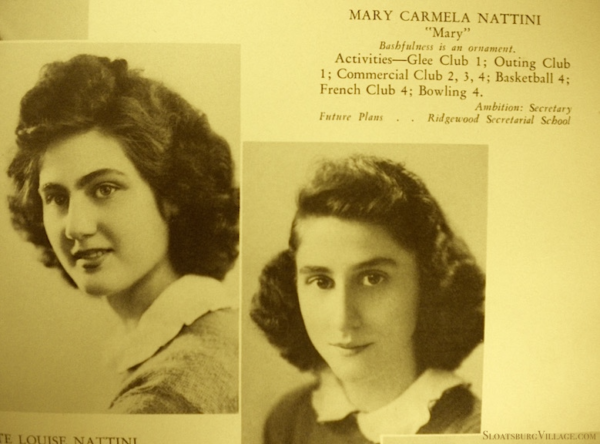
[251,155,484,373]
[7,54,238,283]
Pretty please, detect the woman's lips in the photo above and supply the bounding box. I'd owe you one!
[72,248,112,269]
[330,342,372,356]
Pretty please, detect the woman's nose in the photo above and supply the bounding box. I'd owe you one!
[330,284,361,331]
[64,197,97,240]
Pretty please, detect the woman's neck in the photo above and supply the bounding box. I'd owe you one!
[339,356,419,413]
[105,260,181,330]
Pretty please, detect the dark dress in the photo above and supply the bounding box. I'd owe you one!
[264,383,480,444]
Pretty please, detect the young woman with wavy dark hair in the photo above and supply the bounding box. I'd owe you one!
[7,54,239,414]
[251,154,484,442]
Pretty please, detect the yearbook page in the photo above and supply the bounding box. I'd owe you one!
[1,1,599,443]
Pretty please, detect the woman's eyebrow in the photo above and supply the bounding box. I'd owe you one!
[39,182,65,194]
[353,257,398,270]
[39,168,127,192]
[298,265,331,275]
[75,168,126,189]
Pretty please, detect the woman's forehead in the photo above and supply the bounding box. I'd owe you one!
[294,216,416,271]
[39,130,138,186]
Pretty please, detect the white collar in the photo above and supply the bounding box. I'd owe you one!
[312,368,464,442]
[106,275,237,373]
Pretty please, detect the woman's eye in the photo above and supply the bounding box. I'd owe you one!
[307,276,335,290]
[94,184,119,199]
[44,193,68,207]
[361,273,386,286]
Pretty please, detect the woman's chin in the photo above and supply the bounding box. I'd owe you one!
[80,286,110,298]
[68,266,123,298]
[72,277,113,298]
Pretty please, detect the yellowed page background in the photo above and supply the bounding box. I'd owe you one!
[1,0,599,443]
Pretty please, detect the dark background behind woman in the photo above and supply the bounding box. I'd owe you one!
[0,42,240,413]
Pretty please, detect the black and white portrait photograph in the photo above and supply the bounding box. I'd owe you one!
[242,143,487,443]
[0,42,240,414]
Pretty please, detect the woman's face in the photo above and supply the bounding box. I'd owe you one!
[295,217,419,386]
[38,130,175,298]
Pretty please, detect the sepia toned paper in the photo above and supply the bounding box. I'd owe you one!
[1,0,599,443]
